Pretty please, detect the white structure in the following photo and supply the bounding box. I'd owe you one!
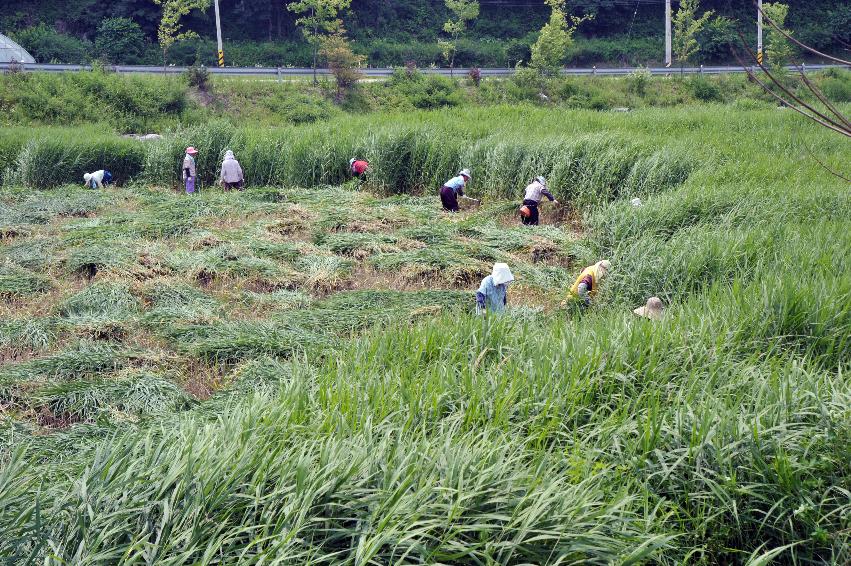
[0,33,36,64]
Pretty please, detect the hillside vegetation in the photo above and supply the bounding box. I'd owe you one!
[1,103,849,562]
[4,0,850,67]
[2,67,849,134]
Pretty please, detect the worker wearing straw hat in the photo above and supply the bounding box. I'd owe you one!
[569,260,611,307]
[182,146,198,194]
[520,176,559,226]
[475,263,514,315]
[440,168,472,212]
[633,297,664,320]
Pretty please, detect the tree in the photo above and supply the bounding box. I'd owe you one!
[762,2,794,69]
[530,0,589,76]
[321,32,364,101]
[672,0,713,71]
[94,17,146,64]
[287,0,351,85]
[439,0,479,77]
[152,0,210,69]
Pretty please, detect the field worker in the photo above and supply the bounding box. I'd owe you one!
[476,262,514,315]
[440,168,471,212]
[569,260,611,307]
[220,150,244,191]
[350,158,369,179]
[83,170,112,189]
[520,176,559,226]
[182,146,198,194]
[633,296,664,320]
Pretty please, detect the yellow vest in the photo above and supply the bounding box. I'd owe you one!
[570,265,600,297]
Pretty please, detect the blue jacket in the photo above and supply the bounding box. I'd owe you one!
[444,175,467,195]
[475,275,507,314]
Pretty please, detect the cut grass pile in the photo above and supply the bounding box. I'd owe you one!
[0,177,569,438]
[0,265,51,297]
[0,104,849,563]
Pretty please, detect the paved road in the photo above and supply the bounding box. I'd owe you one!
[0,62,845,78]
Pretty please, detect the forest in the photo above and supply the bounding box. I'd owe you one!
[3,0,850,67]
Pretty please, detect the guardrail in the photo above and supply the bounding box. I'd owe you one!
[0,62,846,78]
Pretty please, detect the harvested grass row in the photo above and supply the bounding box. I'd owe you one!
[30,371,194,424]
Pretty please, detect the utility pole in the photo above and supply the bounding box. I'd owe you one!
[665,0,672,68]
[756,0,763,65]
[214,0,224,67]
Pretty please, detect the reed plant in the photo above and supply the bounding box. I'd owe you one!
[0,102,849,563]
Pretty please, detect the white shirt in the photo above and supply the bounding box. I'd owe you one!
[524,181,553,203]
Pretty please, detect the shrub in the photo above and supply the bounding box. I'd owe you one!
[819,69,851,102]
[626,66,652,96]
[184,63,210,91]
[387,73,463,109]
[261,91,338,124]
[566,36,661,67]
[687,76,723,102]
[94,18,146,65]
[505,34,535,66]
[321,34,365,101]
[9,25,91,64]
[696,16,737,63]
[0,71,188,132]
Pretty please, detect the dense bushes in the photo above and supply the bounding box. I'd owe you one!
[7,29,844,69]
[567,36,663,66]
[819,68,851,102]
[384,70,463,109]
[93,18,147,65]
[0,71,187,132]
[5,68,845,132]
[8,25,91,64]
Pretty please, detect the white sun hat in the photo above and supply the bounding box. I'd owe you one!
[459,168,472,179]
[597,260,612,275]
[535,176,547,186]
[492,263,514,285]
[633,296,664,320]
[350,158,356,166]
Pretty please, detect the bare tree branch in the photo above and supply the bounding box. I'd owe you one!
[734,34,850,134]
[753,0,851,66]
[797,68,851,130]
[802,142,851,183]
[734,51,850,137]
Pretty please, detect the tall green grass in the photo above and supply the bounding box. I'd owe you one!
[4,107,699,201]
[0,103,849,563]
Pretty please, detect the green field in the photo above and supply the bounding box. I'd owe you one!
[1,103,850,563]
